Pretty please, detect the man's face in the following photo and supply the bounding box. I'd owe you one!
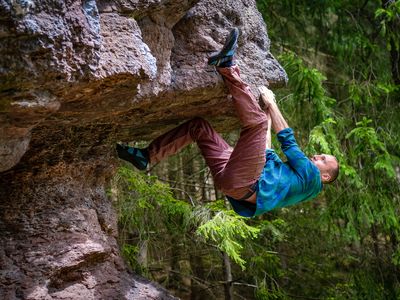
[310,154,338,182]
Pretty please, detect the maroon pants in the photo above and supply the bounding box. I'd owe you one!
[148,66,268,199]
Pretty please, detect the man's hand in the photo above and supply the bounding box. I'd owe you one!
[258,86,276,109]
[258,85,289,134]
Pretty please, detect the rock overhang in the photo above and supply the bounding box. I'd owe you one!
[0,0,287,172]
[0,1,288,298]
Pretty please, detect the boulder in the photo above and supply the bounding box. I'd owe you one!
[0,0,287,298]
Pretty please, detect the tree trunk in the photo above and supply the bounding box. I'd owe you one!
[168,236,183,291]
[137,239,149,271]
[222,252,233,300]
[382,0,400,85]
[390,43,400,85]
[189,249,215,300]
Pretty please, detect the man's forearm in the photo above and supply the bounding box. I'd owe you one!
[268,102,289,133]
[258,85,289,133]
[266,114,272,149]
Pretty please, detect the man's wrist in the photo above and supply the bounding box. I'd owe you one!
[276,127,291,135]
[268,101,279,111]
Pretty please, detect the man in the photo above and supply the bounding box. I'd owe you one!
[116,28,339,217]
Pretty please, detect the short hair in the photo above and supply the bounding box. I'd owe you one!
[326,157,339,184]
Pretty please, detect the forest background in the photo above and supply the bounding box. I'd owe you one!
[111,0,400,299]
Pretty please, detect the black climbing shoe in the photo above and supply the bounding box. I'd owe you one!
[208,28,239,67]
[116,144,149,170]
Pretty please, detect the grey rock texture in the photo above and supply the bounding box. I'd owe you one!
[0,0,287,298]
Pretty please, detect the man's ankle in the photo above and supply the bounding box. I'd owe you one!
[218,59,234,68]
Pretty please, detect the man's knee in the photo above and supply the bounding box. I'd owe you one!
[188,117,212,135]
[190,117,209,127]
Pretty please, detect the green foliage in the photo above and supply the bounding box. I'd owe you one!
[255,280,288,300]
[280,51,336,122]
[113,0,400,298]
[115,166,191,234]
[346,117,396,178]
[114,167,193,272]
[121,244,142,273]
[375,1,400,51]
[256,0,400,298]
[114,167,265,273]
[196,210,260,269]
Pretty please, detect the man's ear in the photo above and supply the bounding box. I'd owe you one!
[321,172,331,183]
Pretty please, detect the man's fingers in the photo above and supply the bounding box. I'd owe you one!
[258,85,268,94]
[258,85,276,104]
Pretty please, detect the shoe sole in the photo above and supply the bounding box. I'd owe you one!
[208,28,239,66]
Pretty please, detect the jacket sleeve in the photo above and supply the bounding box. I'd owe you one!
[277,128,314,180]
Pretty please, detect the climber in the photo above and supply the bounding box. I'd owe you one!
[116,28,339,217]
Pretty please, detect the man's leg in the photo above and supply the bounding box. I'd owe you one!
[205,28,269,199]
[214,66,269,199]
[147,118,232,180]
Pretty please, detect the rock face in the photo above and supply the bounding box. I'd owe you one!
[0,0,287,299]
[0,162,178,299]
